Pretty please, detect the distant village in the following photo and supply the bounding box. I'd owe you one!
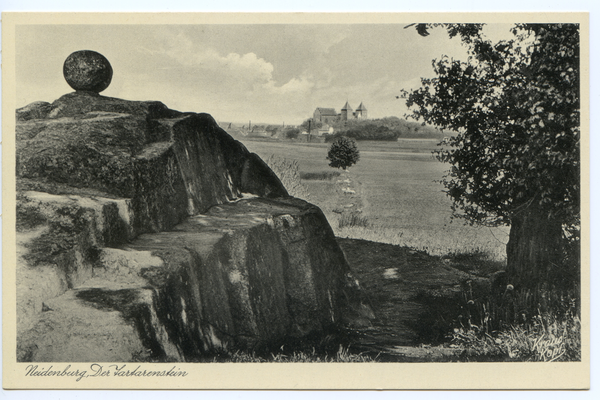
[219,100,445,142]
[219,101,368,142]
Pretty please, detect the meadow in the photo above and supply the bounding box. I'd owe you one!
[242,138,509,261]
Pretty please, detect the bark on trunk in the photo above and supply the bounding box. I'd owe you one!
[506,205,563,292]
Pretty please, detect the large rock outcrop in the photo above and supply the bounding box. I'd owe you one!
[15,92,370,362]
[17,92,286,234]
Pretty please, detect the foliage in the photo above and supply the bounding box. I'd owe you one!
[284,127,300,139]
[404,23,579,227]
[326,137,360,170]
[414,259,581,361]
[403,23,580,290]
[331,123,397,141]
[265,125,279,137]
[447,288,581,362]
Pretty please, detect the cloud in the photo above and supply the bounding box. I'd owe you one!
[264,75,315,95]
[157,31,320,95]
[120,27,455,123]
[113,32,322,123]
[158,33,270,85]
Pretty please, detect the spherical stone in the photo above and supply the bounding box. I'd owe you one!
[63,50,113,93]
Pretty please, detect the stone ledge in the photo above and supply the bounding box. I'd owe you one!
[18,197,369,362]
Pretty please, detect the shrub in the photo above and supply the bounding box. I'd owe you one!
[327,137,360,170]
[284,128,300,139]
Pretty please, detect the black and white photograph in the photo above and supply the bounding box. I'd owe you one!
[2,12,590,390]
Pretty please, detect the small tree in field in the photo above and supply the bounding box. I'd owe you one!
[327,137,360,170]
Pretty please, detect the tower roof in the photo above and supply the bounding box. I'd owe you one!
[356,102,367,111]
[341,101,352,111]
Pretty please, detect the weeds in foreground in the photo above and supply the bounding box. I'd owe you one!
[416,278,581,362]
[213,345,375,363]
[450,310,581,362]
[338,212,369,229]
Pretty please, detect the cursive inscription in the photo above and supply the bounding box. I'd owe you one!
[25,364,188,381]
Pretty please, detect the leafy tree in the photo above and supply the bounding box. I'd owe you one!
[327,137,360,170]
[284,128,300,139]
[404,24,580,292]
[265,125,279,137]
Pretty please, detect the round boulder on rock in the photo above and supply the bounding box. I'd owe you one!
[63,50,113,93]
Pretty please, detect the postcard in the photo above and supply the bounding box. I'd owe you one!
[2,12,590,390]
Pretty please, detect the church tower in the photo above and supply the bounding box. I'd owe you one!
[341,101,353,121]
[355,102,367,119]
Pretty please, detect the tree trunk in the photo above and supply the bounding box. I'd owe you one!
[506,204,563,293]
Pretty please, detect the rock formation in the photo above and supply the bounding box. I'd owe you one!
[63,50,113,93]
[15,52,370,362]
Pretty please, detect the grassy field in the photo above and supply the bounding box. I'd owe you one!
[242,138,509,260]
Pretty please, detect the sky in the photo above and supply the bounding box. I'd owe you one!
[16,23,516,125]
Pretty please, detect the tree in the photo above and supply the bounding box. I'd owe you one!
[404,24,580,292]
[265,125,279,137]
[284,127,300,139]
[327,137,360,170]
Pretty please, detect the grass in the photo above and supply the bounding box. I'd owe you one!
[413,262,581,362]
[338,212,369,229]
[333,224,507,260]
[440,250,507,277]
[212,345,375,363]
[448,304,581,362]
[242,139,508,261]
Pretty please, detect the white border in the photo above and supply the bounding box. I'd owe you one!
[1,1,598,399]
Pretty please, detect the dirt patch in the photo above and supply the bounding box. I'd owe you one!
[337,238,488,361]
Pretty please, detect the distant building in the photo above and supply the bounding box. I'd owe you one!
[355,102,368,119]
[313,101,368,123]
[313,107,338,124]
[317,124,334,136]
[340,101,352,121]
